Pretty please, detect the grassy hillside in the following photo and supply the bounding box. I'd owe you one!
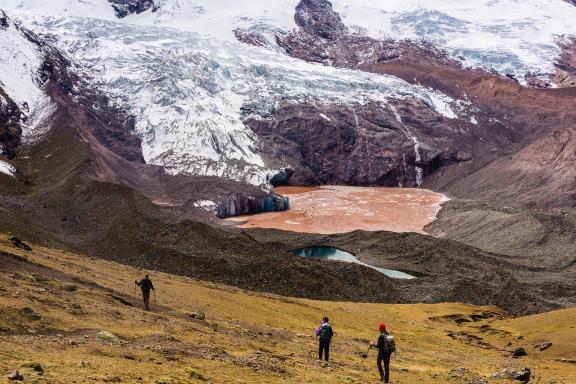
[0,234,574,383]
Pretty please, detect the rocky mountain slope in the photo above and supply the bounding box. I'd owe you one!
[0,0,575,332]
[273,0,576,207]
[1,236,575,383]
[1,0,575,199]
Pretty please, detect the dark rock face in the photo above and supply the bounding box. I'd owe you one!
[294,0,348,40]
[277,0,457,71]
[0,10,9,29]
[108,0,158,18]
[234,29,269,47]
[0,96,23,159]
[0,11,33,159]
[553,37,576,88]
[244,97,483,187]
[268,167,294,187]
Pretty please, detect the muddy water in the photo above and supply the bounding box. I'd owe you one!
[227,186,448,234]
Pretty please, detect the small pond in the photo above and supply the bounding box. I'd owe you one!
[291,246,416,279]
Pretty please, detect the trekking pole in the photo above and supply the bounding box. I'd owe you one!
[153,289,157,310]
[362,344,372,358]
[361,345,372,367]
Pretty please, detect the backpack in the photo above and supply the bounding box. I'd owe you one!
[319,323,333,341]
[379,332,396,353]
[384,334,396,352]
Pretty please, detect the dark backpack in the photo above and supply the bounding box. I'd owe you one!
[379,332,396,353]
[319,323,333,341]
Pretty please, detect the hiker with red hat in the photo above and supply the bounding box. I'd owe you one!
[371,323,395,383]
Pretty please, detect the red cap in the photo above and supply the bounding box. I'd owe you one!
[379,323,386,331]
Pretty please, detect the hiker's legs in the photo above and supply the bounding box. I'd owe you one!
[377,354,385,381]
[384,352,391,383]
[319,340,329,362]
[143,290,150,310]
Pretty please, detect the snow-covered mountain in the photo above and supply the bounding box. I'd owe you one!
[330,0,576,82]
[1,0,575,189]
[2,0,468,185]
[8,0,575,79]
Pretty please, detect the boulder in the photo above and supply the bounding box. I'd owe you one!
[21,362,43,373]
[21,307,41,321]
[513,347,527,357]
[536,341,552,351]
[493,367,531,382]
[8,370,23,381]
[453,151,473,162]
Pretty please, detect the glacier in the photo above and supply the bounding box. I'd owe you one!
[5,7,462,185]
[4,0,573,184]
[330,0,576,82]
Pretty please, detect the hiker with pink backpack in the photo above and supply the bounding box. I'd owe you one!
[370,323,396,383]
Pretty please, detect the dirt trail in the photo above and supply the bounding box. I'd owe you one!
[228,186,448,234]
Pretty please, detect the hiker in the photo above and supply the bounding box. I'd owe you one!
[371,323,395,383]
[316,316,334,365]
[135,274,154,310]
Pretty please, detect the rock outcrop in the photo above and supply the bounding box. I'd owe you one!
[262,0,576,207]
[277,0,458,72]
[108,0,158,18]
[553,37,576,88]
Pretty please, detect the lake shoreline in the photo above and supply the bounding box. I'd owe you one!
[226,186,449,234]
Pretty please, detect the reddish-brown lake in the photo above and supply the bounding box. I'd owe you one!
[226,186,448,234]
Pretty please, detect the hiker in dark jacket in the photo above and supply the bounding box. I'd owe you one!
[135,274,154,310]
[316,316,334,365]
[372,323,395,383]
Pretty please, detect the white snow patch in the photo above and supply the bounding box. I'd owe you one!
[21,96,58,143]
[0,10,47,115]
[0,160,16,177]
[193,199,218,212]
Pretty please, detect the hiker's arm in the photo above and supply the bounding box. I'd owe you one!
[135,280,141,286]
[373,335,382,349]
[150,281,155,290]
[315,325,321,337]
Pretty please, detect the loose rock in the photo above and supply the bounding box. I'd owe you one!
[536,341,552,351]
[513,347,527,357]
[493,367,531,382]
[21,307,41,321]
[8,370,24,381]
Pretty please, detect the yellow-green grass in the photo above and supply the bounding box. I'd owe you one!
[0,235,574,383]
